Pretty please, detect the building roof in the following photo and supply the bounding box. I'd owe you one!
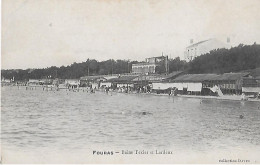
[146,56,167,60]
[80,75,106,81]
[172,72,250,82]
[132,74,163,82]
[186,39,210,48]
[164,71,183,79]
[65,79,80,81]
[173,74,218,82]
[132,62,158,66]
[209,72,250,81]
[131,71,183,82]
[109,75,138,83]
[80,74,125,81]
[146,55,166,58]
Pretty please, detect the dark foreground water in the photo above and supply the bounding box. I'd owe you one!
[1,86,260,163]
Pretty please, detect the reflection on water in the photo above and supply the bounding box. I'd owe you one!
[1,86,260,153]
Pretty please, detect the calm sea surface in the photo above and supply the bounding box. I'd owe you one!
[1,86,260,155]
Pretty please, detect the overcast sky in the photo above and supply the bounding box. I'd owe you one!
[2,0,260,69]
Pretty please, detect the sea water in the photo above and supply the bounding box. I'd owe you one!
[1,86,260,163]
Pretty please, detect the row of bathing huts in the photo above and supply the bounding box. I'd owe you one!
[3,70,260,98]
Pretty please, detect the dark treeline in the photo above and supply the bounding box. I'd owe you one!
[2,44,260,80]
[189,44,260,74]
[2,59,138,80]
[155,57,189,74]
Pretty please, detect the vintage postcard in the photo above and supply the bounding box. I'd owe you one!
[1,0,260,164]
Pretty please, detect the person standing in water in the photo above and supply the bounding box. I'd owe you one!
[105,87,109,94]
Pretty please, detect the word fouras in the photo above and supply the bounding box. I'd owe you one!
[93,150,113,155]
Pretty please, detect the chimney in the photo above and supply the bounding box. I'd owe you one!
[227,37,230,43]
[190,39,193,44]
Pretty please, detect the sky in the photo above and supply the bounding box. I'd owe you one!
[2,0,260,69]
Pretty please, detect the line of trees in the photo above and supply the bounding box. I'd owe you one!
[2,44,260,81]
[188,43,260,74]
[155,57,189,74]
[1,59,139,80]
[1,57,189,81]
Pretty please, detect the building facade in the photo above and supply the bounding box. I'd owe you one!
[132,56,168,74]
[132,63,157,74]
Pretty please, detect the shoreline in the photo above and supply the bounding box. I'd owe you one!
[175,94,260,102]
[2,85,260,102]
[133,92,260,102]
[103,90,260,102]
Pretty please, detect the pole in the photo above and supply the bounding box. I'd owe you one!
[165,55,168,75]
[111,59,113,75]
[128,60,129,73]
[167,55,169,74]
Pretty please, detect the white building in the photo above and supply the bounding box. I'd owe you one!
[65,79,80,86]
[100,82,112,87]
[1,77,11,83]
[184,38,230,61]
